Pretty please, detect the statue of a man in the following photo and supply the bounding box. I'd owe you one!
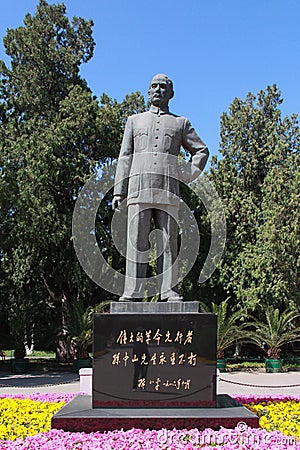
[112,74,209,302]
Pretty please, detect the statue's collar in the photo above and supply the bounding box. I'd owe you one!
[149,105,169,115]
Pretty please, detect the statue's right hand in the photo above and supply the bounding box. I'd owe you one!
[112,195,124,210]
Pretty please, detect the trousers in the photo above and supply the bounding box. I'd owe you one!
[122,203,179,299]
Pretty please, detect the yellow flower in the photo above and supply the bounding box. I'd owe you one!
[245,400,300,440]
[0,398,65,441]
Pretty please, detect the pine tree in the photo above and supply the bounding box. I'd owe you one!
[210,85,299,311]
[0,1,146,356]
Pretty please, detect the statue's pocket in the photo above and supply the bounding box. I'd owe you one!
[133,128,148,151]
[164,128,180,151]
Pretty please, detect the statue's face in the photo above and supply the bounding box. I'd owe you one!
[148,75,173,107]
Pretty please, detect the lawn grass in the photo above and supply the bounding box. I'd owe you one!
[1,350,56,359]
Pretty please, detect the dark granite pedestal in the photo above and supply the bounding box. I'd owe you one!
[52,394,259,432]
[93,304,217,408]
[52,302,259,431]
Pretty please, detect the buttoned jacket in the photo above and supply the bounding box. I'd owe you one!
[114,105,209,206]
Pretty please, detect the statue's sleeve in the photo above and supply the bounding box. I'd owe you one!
[182,119,209,173]
[113,116,133,198]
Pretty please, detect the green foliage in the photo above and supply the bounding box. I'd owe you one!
[233,149,300,310]
[200,298,251,358]
[0,0,98,352]
[247,306,300,359]
[227,361,265,369]
[283,359,300,369]
[1,3,298,355]
[210,85,300,311]
[1,350,56,359]
[69,301,110,358]
[1,0,94,116]
[0,0,145,353]
[178,182,212,303]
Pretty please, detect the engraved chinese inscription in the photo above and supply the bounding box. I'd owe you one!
[93,313,217,408]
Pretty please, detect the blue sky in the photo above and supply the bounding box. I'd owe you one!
[0,0,299,159]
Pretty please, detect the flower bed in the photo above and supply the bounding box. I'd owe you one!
[0,398,64,441]
[232,394,300,404]
[0,393,299,449]
[247,400,300,437]
[0,393,76,442]
[0,393,76,404]
[232,394,300,440]
[1,426,299,449]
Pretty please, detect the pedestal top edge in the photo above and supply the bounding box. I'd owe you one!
[109,301,203,314]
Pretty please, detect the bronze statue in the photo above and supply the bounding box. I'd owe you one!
[113,74,209,302]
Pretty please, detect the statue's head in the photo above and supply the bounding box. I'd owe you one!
[148,74,174,107]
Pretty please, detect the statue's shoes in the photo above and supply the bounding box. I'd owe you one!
[119,296,135,302]
[167,295,183,302]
